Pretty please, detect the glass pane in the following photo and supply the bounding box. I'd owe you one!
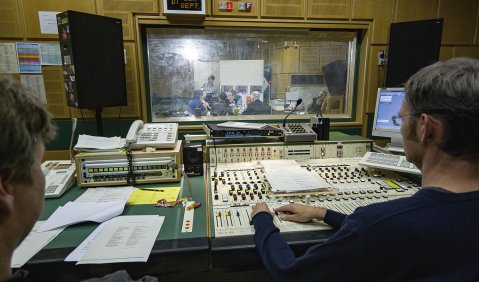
[146,27,356,122]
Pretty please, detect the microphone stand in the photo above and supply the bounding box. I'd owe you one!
[282,98,303,127]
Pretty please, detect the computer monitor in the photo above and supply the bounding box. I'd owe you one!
[372,88,406,152]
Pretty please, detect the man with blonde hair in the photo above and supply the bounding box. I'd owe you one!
[251,58,479,281]
[0,76,56,281]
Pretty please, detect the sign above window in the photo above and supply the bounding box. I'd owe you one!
[163,0,206,16]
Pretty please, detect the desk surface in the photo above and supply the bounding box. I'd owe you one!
[23,177,210,281]
[24,172,334,281]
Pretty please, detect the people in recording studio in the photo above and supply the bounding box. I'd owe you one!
[251,57,479,281]
[210,92,230,116]
[242,91,271,115]
[225,89,243,115]
[201,74,218,103]
[227,89,242,108]
[188,89,210,116]
[307,90,329,115]
[0,76,158,282]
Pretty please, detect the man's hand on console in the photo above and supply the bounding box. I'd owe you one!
[274,204,327,223]
[251,202,274,218]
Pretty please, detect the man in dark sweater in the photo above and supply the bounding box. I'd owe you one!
[251,57,479,281]
[242,91,271,115]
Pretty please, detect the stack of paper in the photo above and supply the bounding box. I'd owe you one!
[11,222,65,268]
[38,186,134,232]
[262,160,331,193]
[74,135,126,152]
[66,215,164,264]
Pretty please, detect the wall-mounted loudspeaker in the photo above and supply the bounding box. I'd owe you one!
[183,143,203,176]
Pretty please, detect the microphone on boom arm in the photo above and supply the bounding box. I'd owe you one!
[282,98,302,128]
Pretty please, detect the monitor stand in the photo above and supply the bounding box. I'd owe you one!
[388,137,404,153]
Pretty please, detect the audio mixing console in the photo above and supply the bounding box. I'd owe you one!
[210,157,420,237]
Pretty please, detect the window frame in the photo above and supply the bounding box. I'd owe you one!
[137,19,368,127]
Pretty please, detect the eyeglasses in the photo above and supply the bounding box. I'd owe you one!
[394,111,419,118]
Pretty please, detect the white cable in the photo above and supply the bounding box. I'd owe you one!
[69,118,77,163]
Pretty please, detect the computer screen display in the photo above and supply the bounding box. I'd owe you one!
[372,88,406,139]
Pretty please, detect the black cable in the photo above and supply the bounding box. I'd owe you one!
[79,109,87,134]
[125,142,136,186]
[117,107,122,136]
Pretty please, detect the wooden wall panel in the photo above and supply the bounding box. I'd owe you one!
[96,0,159,40]
[352,0,394,44]
[395,0,438,22]
[439,46,453,61]
[100,0,159,13]
[439,0,478,45]
[0,0,24,38]
[365,45,387,113]
[282,47,300,73]
[271,73,289,99]
[42,65,70,118]
[453,46,479,59]
[261,0,305,18]
[21,0,96,39]
[299,46,320,73]
[212,0,259,17]
[307,0,351,20]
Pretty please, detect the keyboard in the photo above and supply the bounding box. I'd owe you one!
[42,160,76,198]
[359,152,421,175]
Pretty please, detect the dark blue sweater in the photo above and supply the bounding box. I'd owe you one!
[253,188,479,281]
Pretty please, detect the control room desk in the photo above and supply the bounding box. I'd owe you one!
[21,177,209,282]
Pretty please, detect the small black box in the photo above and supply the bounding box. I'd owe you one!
[311,117,330,140]
[183,143,203,176]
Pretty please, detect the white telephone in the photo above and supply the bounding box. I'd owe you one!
[126,120,178,149]
[42,160,76,198]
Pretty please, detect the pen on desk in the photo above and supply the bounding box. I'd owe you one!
[140,188,165,192]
